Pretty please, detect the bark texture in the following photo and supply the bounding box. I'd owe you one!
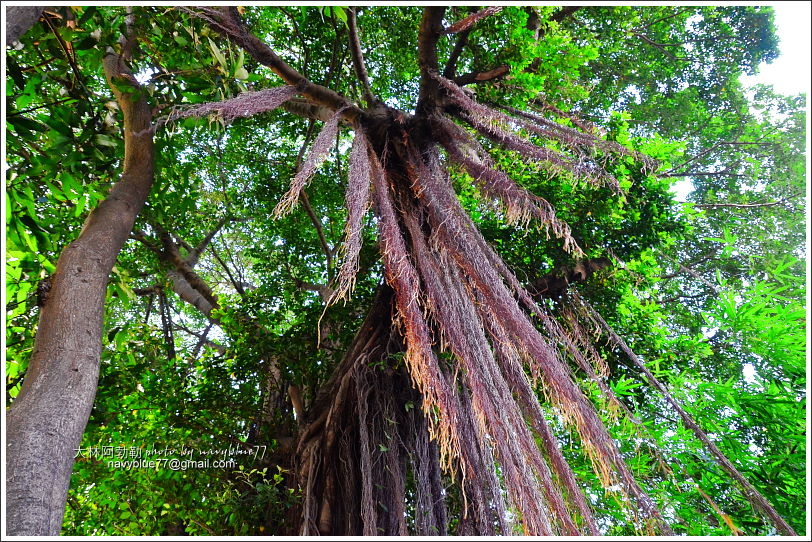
[5,52,154,535]
[5,5,44,44]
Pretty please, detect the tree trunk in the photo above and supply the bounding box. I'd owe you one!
[291,287,448,536]
[5,5,44,44]
[5,53,154,535]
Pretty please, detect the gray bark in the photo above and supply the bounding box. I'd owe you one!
[5,6,44,45]
[167,269,215,317]
[5,53,154,535]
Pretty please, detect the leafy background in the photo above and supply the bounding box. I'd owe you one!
[5,5,806,535]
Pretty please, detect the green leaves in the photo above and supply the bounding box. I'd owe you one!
[5,5,804,536]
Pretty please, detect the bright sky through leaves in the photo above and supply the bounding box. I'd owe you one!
[739,2,811,95]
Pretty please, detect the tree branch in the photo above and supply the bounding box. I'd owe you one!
[529,258,611,299]
[188,215,231,266]
[210,244,246,296]
[176,323,227,355]
[442,7,502,34]
[294,279,336,302]
[346,8,375,106]
[660,254,720,295]
[693,200,788,210]
[443,27,473,78]
[162,235,219,312]
[300,190,334,277]
[549,6,583,23]
[184,7,362,124]
[417,7,446,112]
[6,48,155,535]
[574,294,797,536]
[453,65,509,86]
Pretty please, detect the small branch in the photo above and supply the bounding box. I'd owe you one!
[632,7,692,32]
[276,7,310,78]
[664,169,742,178]
[346,8,374,106]
[188,215,230,266]
[631,32,684,48]
[42,11,87,94]
[442,6,502,34]
[633,32,684,61]
[453,65,509,86]
[443,27,473,78]
[694,200,787,210]
[656,249,719,280]
[290,120,334,276]
[8,97,77,117]
[210,244,246,296]
[661,254,720,296]
[654,293,706,304]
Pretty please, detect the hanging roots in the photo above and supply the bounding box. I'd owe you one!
[325,85,677,531]
[170,85,299,124]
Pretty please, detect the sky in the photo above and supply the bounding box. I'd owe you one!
[738,1,812,96]
[671,2,810,201]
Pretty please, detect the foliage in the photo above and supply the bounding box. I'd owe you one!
[4,5,805,536]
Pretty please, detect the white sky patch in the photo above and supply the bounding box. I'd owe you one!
[671,178,693,201]
[135,67,158,85]
[742,363,757,384]
[739,2,812,96]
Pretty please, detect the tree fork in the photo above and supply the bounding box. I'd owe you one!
[5,51,154,535]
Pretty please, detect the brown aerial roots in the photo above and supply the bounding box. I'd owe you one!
[175,70,792,535]
[300,83,673,533]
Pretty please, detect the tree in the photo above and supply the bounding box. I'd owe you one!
[4,5,804,536]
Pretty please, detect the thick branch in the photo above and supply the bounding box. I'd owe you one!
[443,7,502,34]
[453,65,509,86]
[282,98,340,123]
[346,8,374,106]
[186,7,362,124]
[294,279,335,302]
[416,7,446,112]
[159,231,220,314]
[529,258,611,299]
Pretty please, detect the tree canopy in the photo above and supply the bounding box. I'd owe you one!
[4,5,806,536]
